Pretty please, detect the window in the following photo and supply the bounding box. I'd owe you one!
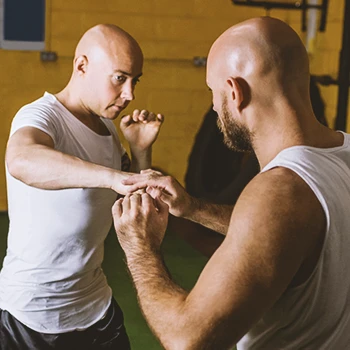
[0,0,45,50]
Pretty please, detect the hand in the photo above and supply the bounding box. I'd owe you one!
[120,109,164,152]
[110,170,136,195]
[112,193,169,257]
[122,169,193,218]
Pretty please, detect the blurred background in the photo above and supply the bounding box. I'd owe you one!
[0,0,349,348]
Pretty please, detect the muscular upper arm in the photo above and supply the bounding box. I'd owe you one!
[8,126,55,149]
[182,167,326,348]
[6,127,55,170]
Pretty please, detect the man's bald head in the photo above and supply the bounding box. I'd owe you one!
[207,17,313,153]
[207,17,310,99]
[74,24,143,66]
[63,24,144,120]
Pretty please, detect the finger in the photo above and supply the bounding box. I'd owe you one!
[122,193,131,211]
[130,193,142,212]
[157,190,173,206]
[155,196,169,215]
[144,112,156,123]
[122,179,148,194]
[124,180,167,194]
[139,109,149,122]
[125,183,150,193]
[120,115,132,126]
[132,109,140,122]
[133,188,146,194]
[145,188,161,212]
[141,193,157,212]
[122,174,167,189]
[146,186,163,199]
[157,113,164,123]
[112,198,123,218]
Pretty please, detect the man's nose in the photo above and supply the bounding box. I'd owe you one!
[121,82,135,101]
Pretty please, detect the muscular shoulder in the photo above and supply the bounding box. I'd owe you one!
[236,166,321,220]
[227,166,326,273]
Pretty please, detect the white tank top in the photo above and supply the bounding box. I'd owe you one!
[237,131,350,349]
[0,93,125,333]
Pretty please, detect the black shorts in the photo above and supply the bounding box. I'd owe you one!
[0,298,131,350]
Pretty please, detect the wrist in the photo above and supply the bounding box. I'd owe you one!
[125,248,169,291]
[125,243,162,266]
[97,167,118,190]
[130,145,152,157]
[107,169,126,194]
[182,195,199,220]
[130,148,152,172]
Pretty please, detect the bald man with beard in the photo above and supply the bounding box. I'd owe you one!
[113,17,350,349]
[1,24,163,349]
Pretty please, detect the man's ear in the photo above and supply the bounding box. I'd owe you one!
[226,77,243,109]
[74,55,88,75]
[227,77,251,111]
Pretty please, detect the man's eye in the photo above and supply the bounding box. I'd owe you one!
[113,75,126,83]
[132,78,140,86]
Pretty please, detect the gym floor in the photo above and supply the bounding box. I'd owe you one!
[0,212,208,349]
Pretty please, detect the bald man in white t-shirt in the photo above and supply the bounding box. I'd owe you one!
[0,24,163,349]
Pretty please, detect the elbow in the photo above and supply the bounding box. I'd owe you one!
[6,154,20,178]
[163,334,236,350]
[160,329,209,350]
[162,336,198,350]
[160,322,239,350]
[6,152,27,182]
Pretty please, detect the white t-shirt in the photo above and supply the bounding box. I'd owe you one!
[237,132,350,349]
[0,92,126,333]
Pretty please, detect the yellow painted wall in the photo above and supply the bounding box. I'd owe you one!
[0,0,348,210]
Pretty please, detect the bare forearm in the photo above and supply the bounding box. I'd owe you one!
[6,145,120,190]
[184,197,233,235]
[125,250,192,350]
[125,249,236,350]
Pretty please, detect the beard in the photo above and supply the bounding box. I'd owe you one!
[216,95,254,153]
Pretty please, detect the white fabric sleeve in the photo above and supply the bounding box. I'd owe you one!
[10,104,60,146]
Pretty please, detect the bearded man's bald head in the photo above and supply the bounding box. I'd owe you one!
[208,17,309,93]
[206,17,314,154]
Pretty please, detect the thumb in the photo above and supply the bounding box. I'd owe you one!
[155,196,169,215]
[120,115,132,127]
[112,198,123,218]
[146,186,162,199]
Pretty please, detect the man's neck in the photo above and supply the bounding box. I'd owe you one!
[55,88,111,136]
[254,120,344,170]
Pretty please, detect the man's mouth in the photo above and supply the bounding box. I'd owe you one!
[110,103,128,111]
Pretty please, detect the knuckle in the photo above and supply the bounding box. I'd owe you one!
[165,176,172,184]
